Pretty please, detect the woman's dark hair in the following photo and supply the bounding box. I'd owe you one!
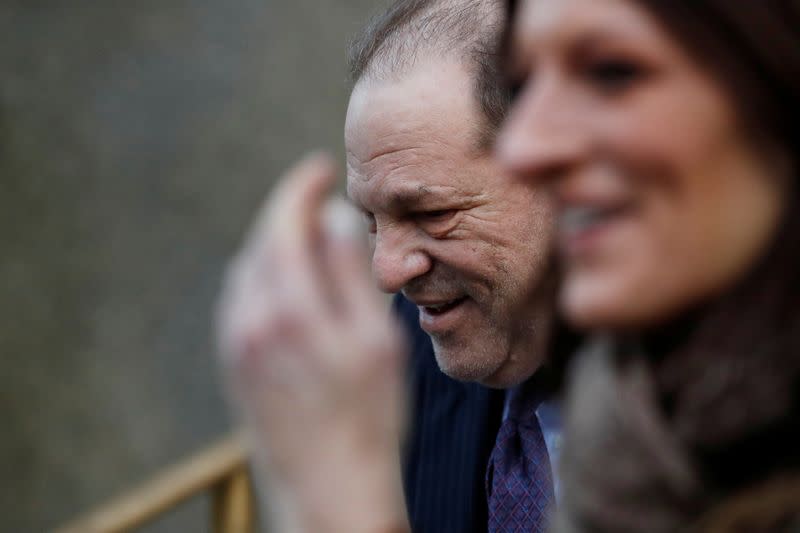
[504,0,800,492]
[615,4,800,487]
[634,1,800,159]
[505,0,800,153]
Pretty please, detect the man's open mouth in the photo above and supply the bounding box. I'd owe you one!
[421,296,468,315]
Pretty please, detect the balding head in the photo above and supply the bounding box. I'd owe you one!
[348,0,508,147]
[345,0,555,389]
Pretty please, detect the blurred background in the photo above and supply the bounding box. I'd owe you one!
[0,1,375,530]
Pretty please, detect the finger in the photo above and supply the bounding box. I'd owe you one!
[215,250,271,376]
[318,197,405,375]
[224,152,338,372]
[217,253,323,413]
[217,153,347,413]
[219,152,335,356]
[245,151,337,251]
[320,196,386,318]
[261,153,340,324]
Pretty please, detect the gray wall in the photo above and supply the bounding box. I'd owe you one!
[0,1,376,530]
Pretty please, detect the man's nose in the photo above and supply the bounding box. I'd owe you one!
[371,226,431,294]
[496,74,586,185]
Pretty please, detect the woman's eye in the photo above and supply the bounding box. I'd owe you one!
[506,71,531,102]
[586,59,644,91]
[508,77,526,102]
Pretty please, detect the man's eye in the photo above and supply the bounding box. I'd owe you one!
[361,212,377,233]
[417,210,457,223]
[586,59,644,91]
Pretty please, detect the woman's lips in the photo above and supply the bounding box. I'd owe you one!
[559,204,628,234]
[557,203,635,258]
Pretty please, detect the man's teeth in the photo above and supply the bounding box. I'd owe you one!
[423,298,464,312]
[559,206,614,233]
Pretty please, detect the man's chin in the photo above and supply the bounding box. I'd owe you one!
[431,342,506,386]
[432,342,538,389]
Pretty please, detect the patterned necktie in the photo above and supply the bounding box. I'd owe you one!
[486,381,554,533]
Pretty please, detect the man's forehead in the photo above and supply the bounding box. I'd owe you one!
[345,58,479,162]
[345,96,447,167]
[347,171,476,212]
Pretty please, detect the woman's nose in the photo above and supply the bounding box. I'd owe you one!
[496,73,587,186]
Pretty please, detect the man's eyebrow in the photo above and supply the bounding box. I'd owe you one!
[380,184,465,212]
[385,184,430,208]
[352,182,472,213]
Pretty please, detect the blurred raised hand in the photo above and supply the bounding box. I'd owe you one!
[216,153,409,533]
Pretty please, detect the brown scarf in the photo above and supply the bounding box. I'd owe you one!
[551,201,800,532]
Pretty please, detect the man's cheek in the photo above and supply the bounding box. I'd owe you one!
[431,235,494,278]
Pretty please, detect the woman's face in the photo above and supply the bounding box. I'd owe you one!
[497,0,789,329]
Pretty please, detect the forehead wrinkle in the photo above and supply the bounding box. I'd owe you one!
[346,147,430,202]
[356,130,458,183]
[346,75,489,213]
[364,145,428,170]
[353,95,469,163]
[362,116,459,162]
[352,157,483,213]
[360,158,441,210]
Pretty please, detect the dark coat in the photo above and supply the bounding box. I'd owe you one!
[394,294,505,533]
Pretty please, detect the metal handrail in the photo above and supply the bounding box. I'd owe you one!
[54,432,256,533]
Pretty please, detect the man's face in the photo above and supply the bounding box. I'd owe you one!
[345,58,555,388]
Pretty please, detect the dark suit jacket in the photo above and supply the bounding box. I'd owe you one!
[394,294,505,533]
